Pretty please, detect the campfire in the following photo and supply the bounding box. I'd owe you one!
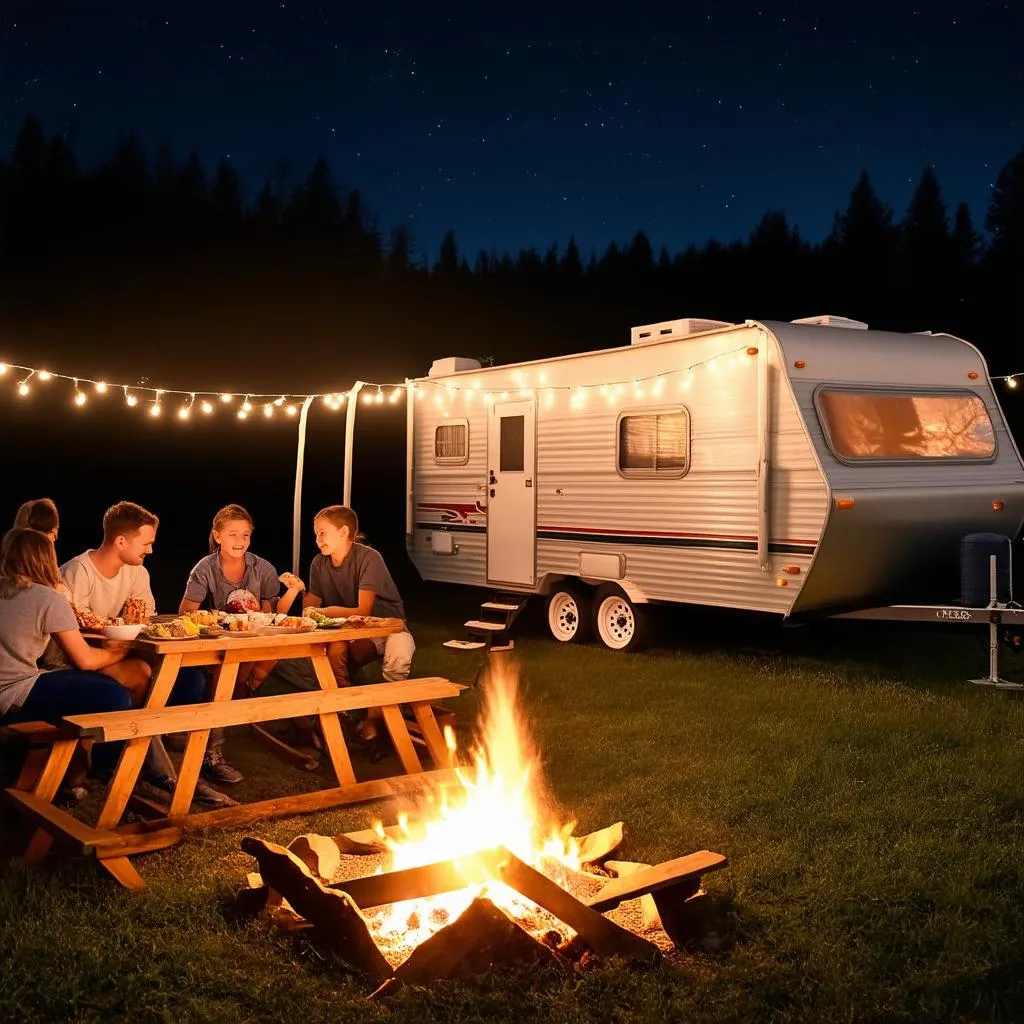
[238,660,728,992]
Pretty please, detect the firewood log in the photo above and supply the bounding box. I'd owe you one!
[241,837,393,982]
[288,834,342,878]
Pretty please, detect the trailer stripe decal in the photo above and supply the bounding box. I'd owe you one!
[415,522,817,554]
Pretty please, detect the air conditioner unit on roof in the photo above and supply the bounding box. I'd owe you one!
[630,318,733,345]
[791,315,869,330]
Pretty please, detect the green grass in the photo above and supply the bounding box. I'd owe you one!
[2,597,1024,1023]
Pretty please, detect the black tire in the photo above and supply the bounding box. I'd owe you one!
[592,584,648,652]
[545,586,592,643]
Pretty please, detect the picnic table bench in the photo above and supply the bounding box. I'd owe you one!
[3,622,465,888]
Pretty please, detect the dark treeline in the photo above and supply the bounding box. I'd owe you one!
[2,116,1024,391]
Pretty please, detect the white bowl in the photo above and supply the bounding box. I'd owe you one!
[102,624,144,641]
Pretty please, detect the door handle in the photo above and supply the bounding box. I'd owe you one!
[490,488,495,498]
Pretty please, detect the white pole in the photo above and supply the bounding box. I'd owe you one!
[291,395,315,575]
[343,381,365,507]
[405,379,414,536]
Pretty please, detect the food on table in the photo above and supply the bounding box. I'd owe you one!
[306,608,334,626]
[187,609,222,627]
[143,617,200,639]
[119,596,149,625]
[225,589,260,613]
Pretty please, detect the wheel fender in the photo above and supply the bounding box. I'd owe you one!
[580,577,649,604]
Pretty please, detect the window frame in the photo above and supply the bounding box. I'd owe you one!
[615,405,692,480]
[433,418,470,465]
[812,385,999,465]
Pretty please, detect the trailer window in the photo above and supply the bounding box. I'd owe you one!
[617,409,690,477]
[434,420,469,464]
[816,390,995,460]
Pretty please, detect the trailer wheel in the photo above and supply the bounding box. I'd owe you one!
[592,585,648,652]
[546,587,591,643]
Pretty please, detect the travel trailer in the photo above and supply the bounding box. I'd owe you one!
[403,315,1024,652]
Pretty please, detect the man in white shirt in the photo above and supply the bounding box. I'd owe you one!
[62,501,233,807]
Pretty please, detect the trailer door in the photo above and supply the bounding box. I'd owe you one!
[486,398,536,587]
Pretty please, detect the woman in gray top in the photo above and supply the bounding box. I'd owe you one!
[0,528,133,777]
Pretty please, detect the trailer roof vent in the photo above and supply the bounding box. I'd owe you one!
[630,318,733,345]
[427,356,483,377]
[791,314,869,330]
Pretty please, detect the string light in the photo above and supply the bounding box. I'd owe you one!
[37,370,51,382]
[375,386,384,404]
[286,404,298,416]
[17,381,29,397]
[124,386,138,407]
[0,363,7,375]
[177,405,190,420]
[263,403,274,418]
[73,382,86,407]
[241,397,252,412]
[95,381,108,394]
[220,393,233,403]
[200,400,214,414]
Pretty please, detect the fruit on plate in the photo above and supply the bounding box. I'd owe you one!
[145,617,200,639]
[188,609,221,627]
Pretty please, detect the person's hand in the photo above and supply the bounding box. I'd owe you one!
[279,572,305,592]
[106,640,134,659]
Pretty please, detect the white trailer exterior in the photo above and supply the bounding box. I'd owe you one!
[404,316,1024,649]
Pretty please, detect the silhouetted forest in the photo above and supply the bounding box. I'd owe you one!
[3,116,1023,395]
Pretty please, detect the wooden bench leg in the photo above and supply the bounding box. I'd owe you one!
[410,702,453,768]
[97,653,183,830]
[98,856,147,890]
[168,663,239,822]
[380,704,423,774]
[310,655,357,786]
[23,738,80,862]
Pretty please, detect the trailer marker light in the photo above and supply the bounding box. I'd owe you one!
[967,371,979,380]
[993,500,1004,511]
[776,578,789,587]
[835,496,855,510]
[782,565,801,575]
[794,360,806,369]
[747,347,759,356]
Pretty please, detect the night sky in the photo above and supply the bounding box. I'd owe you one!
[1,1,1022,262]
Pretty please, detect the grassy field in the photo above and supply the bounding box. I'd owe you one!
[2,590,1024,1023]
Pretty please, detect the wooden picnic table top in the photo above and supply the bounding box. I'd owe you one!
[84,618,404,655]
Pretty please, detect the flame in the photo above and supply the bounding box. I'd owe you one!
[363,659,581,953]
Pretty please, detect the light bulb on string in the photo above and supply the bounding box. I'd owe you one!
[362,391,374,406]
[149,402,161,417]
[177,405,190,420]
[124,386,138,407]
[0,363,8,376]
[237,408,249,420]
[200,400,214,414]
[263,403,274,418]
[1008,377,1019,390]
[37,370,52,382]
[389,388,401,403]
[375,387,384,404]
[274,396,285,406]
[286,404,298,416]
[17,381,30,397]
[95,381,108,394]
[322,394,334,406]
[241,397,252,412]
[74,386,87,408]
[220,393,233,404]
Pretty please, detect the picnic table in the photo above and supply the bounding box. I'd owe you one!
[5,620,464,888]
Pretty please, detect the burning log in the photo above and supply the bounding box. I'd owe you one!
[241,837,393,982]
[585,850,727,912]
[372,896,562,995]
[484,849,661,964]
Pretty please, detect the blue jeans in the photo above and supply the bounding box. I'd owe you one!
[5,669,133,777]
[169,667,205,706]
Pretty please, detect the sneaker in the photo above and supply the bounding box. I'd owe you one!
[201,749,244,784]
[193,778,239,808]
